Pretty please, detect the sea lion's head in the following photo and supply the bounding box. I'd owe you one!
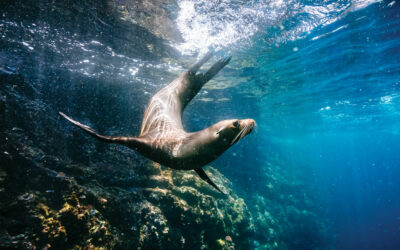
[214,118,256,145]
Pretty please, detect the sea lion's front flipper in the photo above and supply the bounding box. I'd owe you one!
[179,55,231,111]
[199,56,231,83]
[188,51,214,74]
[59,112,141,147]
[195,168,225,194]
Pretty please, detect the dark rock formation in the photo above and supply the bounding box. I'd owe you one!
[0,0,181,60]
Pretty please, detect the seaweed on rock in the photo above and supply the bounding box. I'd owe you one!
[1,151,255,249]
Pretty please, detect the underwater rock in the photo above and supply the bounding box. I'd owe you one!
[0,148,255,249]
[1,0,180,60]
[244,159,329,250]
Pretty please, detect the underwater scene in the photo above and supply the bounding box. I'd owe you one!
[1,0,400,249]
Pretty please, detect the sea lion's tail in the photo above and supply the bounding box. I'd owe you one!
[59,112,131,144]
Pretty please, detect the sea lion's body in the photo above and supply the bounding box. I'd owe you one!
[60,53,255,193]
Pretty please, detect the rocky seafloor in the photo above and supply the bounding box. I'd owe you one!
[1,1,328,249]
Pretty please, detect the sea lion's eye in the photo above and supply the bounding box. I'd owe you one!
[233,120,240,128]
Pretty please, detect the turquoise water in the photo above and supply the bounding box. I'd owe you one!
[1,0,400,249]
[249,2,400,248]
[253,3,400,248]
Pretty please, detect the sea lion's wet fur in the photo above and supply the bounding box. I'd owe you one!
[60,53,255,193]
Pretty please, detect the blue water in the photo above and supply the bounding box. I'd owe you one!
[250,2,400,248]
[1,0,400,249]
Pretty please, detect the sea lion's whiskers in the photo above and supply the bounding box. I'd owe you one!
[240,123,254,141]
[240,125,250,140]
[231,129,242,145]
[231,124,249,145]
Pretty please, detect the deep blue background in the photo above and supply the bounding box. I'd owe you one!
[247,2,400,249]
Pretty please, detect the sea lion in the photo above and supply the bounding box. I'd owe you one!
[60,52,255,194]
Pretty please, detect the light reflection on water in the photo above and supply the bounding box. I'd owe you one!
[174,0,378,55]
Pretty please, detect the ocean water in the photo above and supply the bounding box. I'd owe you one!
[252,3,400,249]
[1,0,400,249]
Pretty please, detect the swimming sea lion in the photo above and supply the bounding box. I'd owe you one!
[60,52,255,194]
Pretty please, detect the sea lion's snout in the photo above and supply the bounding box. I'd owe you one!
[231,119,256,145]
[241,119,256,134]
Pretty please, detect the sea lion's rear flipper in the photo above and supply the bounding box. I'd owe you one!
[59,112,138,146]
[195,168,225,194]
